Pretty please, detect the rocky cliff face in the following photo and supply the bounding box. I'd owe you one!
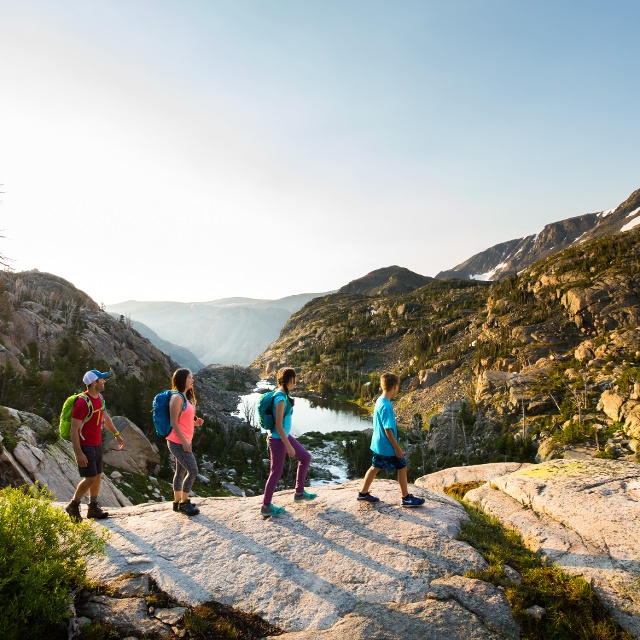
[436,187,640,281]
[0,406,131,507]
[0,270,177,380]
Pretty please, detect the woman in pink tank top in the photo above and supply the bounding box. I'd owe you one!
[167,368,204,516]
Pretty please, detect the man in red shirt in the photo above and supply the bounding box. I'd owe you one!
[65,369,124,521]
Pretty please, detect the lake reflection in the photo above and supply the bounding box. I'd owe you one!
[236,382,371,436]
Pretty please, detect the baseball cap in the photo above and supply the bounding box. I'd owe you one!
[83,370,109,385]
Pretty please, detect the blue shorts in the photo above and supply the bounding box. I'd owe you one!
[372,454,407,471]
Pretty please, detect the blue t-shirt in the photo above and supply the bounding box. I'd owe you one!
[270,391,293,439]
[371,396,397,456]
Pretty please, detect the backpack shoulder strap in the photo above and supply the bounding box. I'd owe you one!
[97,393,107,426]
[77,393,94,423]
[272,390,292,415]
[170,390,188,414]
[75,392,95,442]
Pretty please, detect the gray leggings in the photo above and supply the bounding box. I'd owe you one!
[167,440,199,494]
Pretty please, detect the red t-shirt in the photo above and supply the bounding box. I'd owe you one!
[71,393,105,446]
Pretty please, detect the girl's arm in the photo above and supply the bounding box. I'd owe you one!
[170,393,191,452]
[274,398,296,457]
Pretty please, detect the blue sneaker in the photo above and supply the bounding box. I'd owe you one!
[402,494,425,508]
[260,504,285,517]
[357,492,380,503]
[294,490,317,502]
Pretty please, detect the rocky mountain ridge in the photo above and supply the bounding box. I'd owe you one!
[436,187,640,281]
[338,265,433,296]
[254,224,640,474]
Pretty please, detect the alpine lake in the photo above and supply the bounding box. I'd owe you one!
[235,381,372,486]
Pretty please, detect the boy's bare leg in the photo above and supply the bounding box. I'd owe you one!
[360,467,380,494]
[397,466,409,497]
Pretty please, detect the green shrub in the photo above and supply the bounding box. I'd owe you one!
[0,485,109,640]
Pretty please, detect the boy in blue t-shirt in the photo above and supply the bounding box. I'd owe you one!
[357,373,425,507]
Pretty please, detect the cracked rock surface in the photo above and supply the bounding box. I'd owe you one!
[82,479,520,638]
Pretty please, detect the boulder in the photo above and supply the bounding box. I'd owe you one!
[434,360,460,377]
[415,463,532,493]
[574,341,595,362]
[265,361,279,375]
[526,398,555,415]
[475,371,510,403]
[0,409,130,507]
[465,460,640,637]
[83,480,525,638]
[598,390,626,422]
[418,369,439,388]
[535,437,561,463]
[561,287,610,316]
[624,407,640,441]
[221,481,243,496]
[103,417,160,475]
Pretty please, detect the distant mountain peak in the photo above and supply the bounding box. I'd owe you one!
[436,188,640,282]
[338,266,433,296]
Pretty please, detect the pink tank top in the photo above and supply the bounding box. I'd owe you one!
[166,399,196,444]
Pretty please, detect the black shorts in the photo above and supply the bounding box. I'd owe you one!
[78,444,104,477]
[371,454,407,471]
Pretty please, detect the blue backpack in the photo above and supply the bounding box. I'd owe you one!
[152,390,187,437]
[257,390,292,432]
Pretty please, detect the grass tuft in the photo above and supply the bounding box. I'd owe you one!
[446,490,634,640]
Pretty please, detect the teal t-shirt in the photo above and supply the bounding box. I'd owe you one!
[371,396,397,456]
[270,391,293,439]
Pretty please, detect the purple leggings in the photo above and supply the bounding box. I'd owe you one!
[262,435,312,506]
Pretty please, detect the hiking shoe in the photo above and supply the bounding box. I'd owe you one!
[260,504,285,517]
[357,492,380,503]
[173,500,197,512]
[65,500,82,522]
[86,501,109,519]
[401,494,425,508]
[178,499,200,516]
[294,490,317,502]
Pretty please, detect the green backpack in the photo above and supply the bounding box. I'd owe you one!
[59,392,105,441]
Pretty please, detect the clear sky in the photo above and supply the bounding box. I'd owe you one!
[1,1,638,304]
